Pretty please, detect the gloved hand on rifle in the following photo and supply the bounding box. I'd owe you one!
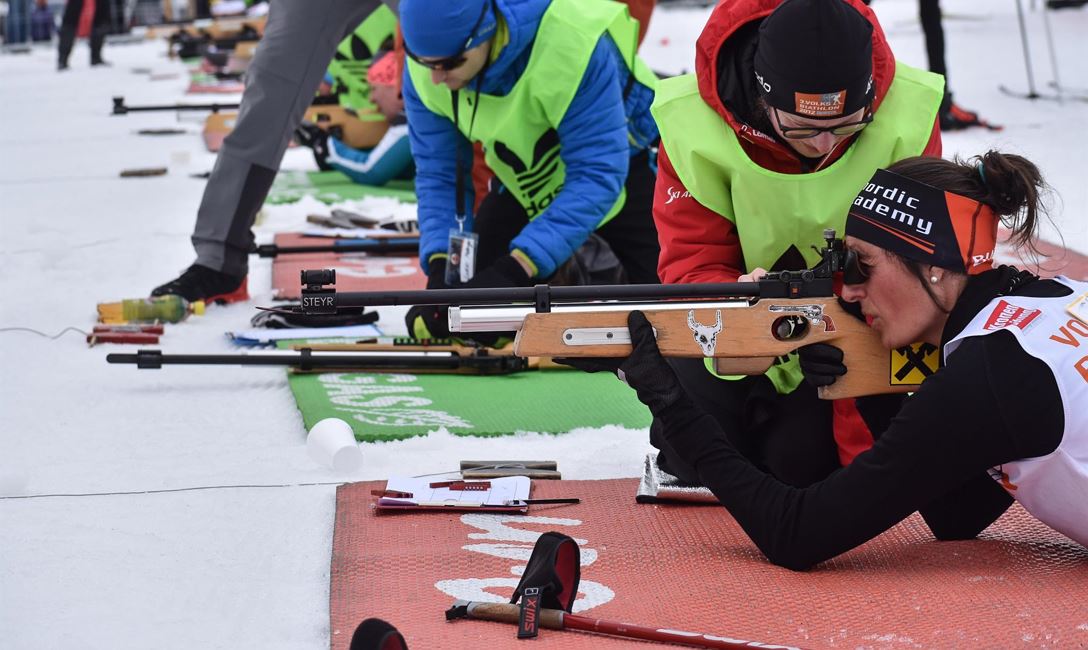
[405,255,532,341]
[405,256,452,339]
[796,296,869,387]
[797,343,847,387]
[556,311,688,417]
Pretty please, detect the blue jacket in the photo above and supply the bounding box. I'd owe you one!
[403,0,658,277]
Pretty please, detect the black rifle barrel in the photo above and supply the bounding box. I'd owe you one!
[254,239,419,258]
[106,349,525,373]
[111,96,240,115]
[312,280,790,309]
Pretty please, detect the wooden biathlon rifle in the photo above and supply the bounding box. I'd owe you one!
[298,230,921,400]
[106,339,529,375]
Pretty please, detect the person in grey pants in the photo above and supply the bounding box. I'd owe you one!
[151,0,398,303]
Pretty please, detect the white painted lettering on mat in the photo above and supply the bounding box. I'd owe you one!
[319,374,472,428]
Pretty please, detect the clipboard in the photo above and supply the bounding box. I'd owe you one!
[373,475,531,514]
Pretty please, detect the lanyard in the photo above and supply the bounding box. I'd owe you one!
[451,60,488,232]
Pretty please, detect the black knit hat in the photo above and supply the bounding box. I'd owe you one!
[753,0,874,119]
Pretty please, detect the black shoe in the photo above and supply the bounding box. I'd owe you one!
[90,59,111,67]
[58,62,69,71]
[151,264,249,304]
[939,102,1002,132]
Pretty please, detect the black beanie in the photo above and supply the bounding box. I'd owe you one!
[753,0,874,119]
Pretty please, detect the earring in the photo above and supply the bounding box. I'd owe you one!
[930,276,939,284]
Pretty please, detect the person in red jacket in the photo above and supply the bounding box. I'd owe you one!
[648,0,943,487]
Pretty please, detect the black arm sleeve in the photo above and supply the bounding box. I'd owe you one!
[658,331,1064,570]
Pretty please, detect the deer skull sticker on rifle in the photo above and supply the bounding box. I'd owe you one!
[687,310,723,356]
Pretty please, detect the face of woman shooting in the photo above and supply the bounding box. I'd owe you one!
[840,237,953,349]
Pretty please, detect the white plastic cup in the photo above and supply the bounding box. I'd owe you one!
[307,418,363,473]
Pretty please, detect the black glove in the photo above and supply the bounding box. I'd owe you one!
[404,258,452,339]
[557,311,686,417]
[797,343,847,387]
[423,257,450,289]
[294,122,332,171]
[463,254,532,289]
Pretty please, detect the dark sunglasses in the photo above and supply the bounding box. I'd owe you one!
[842,248,870,285]
[774,106,873,140]
[404,1,489,72]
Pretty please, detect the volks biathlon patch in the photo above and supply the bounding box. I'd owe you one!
[890,342,940,385]
[794,90,846,117]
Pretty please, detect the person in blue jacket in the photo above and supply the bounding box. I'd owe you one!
[399,0,661,339]
[295,51,415,186]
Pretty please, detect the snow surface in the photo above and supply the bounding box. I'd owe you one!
[1,2,1085,648]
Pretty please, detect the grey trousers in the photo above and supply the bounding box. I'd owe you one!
[191,0,396,276]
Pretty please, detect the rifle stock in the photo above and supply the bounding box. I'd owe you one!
[513,298,911,399]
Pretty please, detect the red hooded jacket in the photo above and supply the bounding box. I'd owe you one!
[653,0,942,465]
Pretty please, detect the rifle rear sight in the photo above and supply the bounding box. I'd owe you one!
[300,269,337,314]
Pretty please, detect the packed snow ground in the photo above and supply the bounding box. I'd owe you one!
[1,2,1085,648]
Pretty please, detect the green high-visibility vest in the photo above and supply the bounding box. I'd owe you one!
[408,0,657,222]
[328,4,397,115]
[652,61,943,392]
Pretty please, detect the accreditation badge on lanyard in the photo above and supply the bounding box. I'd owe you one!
[446,84,484,286]
[446,222,478,285]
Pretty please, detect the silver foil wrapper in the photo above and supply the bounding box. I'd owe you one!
[635,452,719,504]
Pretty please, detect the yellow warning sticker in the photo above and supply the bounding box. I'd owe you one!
[890,342,940,385]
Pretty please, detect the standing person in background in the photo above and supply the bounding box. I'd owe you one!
[916,0,995,130]
[57,0,112,69]
[149,1,399,304]
[5,0,31,46]
[30,0,56,43]
[399,0,661,341]
[648,0,944,487]
[861,0,996,130]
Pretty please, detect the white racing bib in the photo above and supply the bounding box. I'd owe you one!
[945,277,1088,546]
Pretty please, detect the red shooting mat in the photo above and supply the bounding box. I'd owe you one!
[330,478,1088,650]
[270,232,424,299]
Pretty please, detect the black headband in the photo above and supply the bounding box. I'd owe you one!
[846,168,998,274]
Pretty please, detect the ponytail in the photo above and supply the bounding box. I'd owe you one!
[887,150,1054,260]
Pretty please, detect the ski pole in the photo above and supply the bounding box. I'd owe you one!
[446,601,807,650]
[1013,0,1040,99]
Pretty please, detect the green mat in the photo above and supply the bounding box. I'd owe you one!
[287,369,652,441]
[267,170,416,205]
